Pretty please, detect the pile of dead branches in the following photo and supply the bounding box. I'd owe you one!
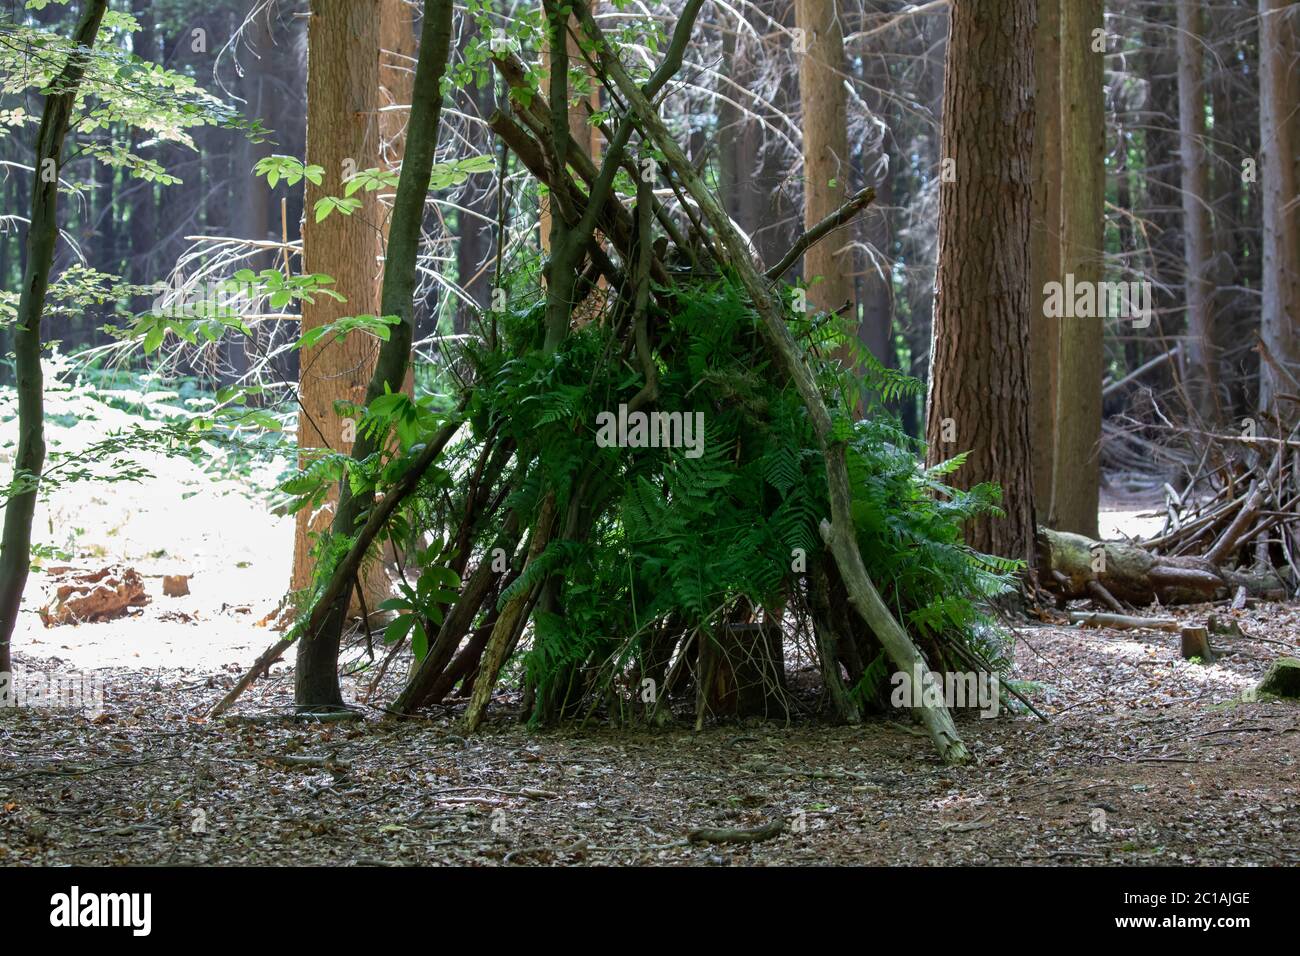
[1043,414,1298,610]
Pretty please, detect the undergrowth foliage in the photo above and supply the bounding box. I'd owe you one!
[287,270,1018,721]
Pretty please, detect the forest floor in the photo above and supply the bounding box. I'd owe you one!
[3,599,1299,865]
[1,398,1298,865]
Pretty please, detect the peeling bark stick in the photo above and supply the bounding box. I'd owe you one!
[688,817,786,845]
[208,637,292,719]
[573,0,968,764]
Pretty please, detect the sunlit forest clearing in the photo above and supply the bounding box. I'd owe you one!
[0,0,1298,870]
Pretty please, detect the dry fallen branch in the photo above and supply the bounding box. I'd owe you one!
[687,817,786,845]
[1066,611,1180,631]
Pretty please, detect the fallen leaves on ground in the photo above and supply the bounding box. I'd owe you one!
[1,601,1297,866]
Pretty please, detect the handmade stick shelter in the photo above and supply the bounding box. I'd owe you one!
[254,0,1036,765]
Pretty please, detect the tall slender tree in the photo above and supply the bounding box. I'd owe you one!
[294,0,456,710]
[290,0,385,601]
[1258,0,1300,420]
[795,0,853,320]
[1177,0,1220,421]
[1050,0,1105,536]
[0,0,109,677]
[1029,0,1062,509]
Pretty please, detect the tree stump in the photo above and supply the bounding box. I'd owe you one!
[1180,626,1214,663]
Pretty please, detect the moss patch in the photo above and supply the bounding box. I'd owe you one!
[1255,657,1300,701]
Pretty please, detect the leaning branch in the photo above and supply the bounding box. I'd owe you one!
[765,186,877,281]
[298,411,465,651]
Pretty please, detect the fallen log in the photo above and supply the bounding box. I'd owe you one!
[1039,527,1287,606]
[687,818,785,845]
[1066,611,1180,631]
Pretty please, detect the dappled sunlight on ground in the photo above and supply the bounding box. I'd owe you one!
[0,361,293,671]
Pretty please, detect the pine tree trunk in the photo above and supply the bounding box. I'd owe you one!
[291,0,385,601]
[239,7,276,269]
[294,0,455,711]
[1176,0,1220,422]
[1029,0,1062,509]
[1258,0,1300,422]
[795,0,853,318]
[925,0,1038,565]
[1208,25,1246,414]
[93,129,117,280]
[1142,3,1181,397]
[900,7,947,439]
[1050,0,1104,536]
[718,21,744,226]
[858,157,895,367]
[454,21,493,334]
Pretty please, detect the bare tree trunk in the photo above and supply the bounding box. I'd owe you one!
[239,6,277,268]
[899,6,947,438]
[1176,0,1220,422]
[378,0,417,174]
[795,0,854,319]
[290,0,384,602]
[925,0,1038,565]
[718,20,744,226]
[1029,0,1062,509]
[294,0,455,710]
[1050,0,1104,536]
[1208,20,1247,416]
[93,129,117,278]
[454,21,493,333]
[1259,0,1300,422]
[1142,2,1181,399]
[858,144,895,367]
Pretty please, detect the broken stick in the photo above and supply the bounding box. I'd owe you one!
[688,818,786,845]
